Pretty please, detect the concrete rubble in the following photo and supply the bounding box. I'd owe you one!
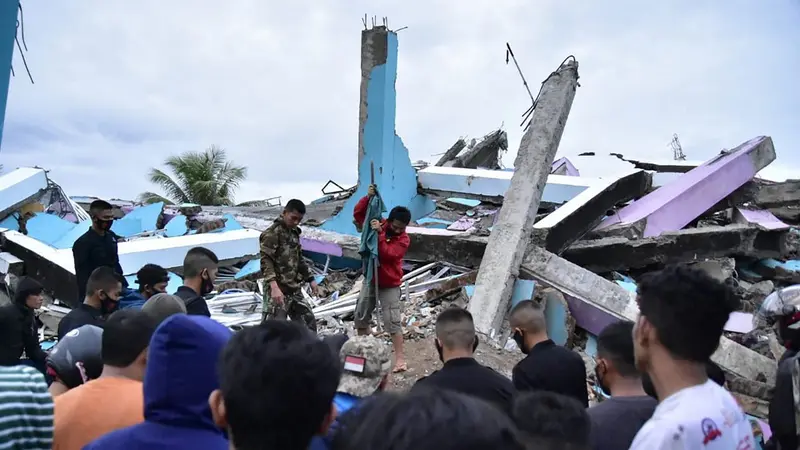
[0,22,797,417]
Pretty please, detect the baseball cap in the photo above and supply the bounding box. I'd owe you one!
[337,336,392,397]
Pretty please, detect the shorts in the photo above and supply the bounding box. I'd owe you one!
[354,282,402,334]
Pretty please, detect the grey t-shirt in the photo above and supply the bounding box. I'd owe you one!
[588,395,657,450]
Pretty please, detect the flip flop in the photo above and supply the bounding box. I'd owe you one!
[393,362,407,373]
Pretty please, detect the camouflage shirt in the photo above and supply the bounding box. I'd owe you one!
[260,218,313,294]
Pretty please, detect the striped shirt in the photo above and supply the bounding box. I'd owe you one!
[0,366,54,450]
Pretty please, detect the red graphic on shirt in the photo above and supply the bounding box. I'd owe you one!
[701,418,723,445]
[737,435,753,450]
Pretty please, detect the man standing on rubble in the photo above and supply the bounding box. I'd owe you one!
[73,200,127,301]
[260,199,319,333]
[352,184,410,372]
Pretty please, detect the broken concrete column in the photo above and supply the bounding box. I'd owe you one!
[519,245,776,384]
[469,59,580,338]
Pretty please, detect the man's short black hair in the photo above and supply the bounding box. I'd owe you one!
[509,300,547,334]
[89,200,113,216]
[331,390,526,450]
[512,391,590,449]
[101,310,158,368]
[183,247,219,278]
[597,321,639,378]
[86,266,122,297]
[637,264,739,362]
[136,264,169,290]
[387,206,411,225]
[285,199,306,215]
[435,307,476,350]
[219,320,341,450]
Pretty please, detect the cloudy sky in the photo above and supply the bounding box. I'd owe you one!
[2,1,798,204]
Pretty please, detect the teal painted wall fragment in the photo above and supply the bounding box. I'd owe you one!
[322,28,434,236]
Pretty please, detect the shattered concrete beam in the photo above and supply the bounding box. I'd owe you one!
[444,130,507,170]
[418,166,597,206]
[595,136,777,238]
[715,179,800,211]
[434,139,467,167]
[469,59,580,337]
[532,170,652,254]
[564,224,800,273]
[519,245,777,384]
[610,154,700,173]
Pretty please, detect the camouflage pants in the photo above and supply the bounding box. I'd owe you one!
[262,288,317,334]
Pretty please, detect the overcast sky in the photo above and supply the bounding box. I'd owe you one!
[2,1,798,204]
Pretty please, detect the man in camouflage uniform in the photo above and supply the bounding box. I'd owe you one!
[260,199,319,333]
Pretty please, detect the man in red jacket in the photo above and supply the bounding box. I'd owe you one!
[353,185,411,372]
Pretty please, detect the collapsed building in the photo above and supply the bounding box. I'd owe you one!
[1,24,797,426]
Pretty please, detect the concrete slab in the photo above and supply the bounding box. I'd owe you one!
[732,208,790,231]
[519,245,776,384]
[320,25,435,236]
[0,251,22,275]
[533,169,652,254]
[564,224,799,273]
[112,202,164,237]
[418,166,597,205]
[595,136,777,238]
[469,59,580,337]
[0,167,48,219]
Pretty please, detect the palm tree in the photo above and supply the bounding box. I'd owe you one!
[138,146,248,206]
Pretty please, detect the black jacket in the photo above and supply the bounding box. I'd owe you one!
[175,286,211,316]
[0,302,46,367]
[413,357,515,414]
[72,228,126,300]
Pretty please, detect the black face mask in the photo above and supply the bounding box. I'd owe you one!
[100,293,118,315]
[200,273,215,295]
[513,330,529,354]
[94,218,113,231]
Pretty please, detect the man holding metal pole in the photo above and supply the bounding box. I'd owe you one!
[353,183,410,373]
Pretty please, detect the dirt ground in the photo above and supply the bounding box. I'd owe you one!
[387,337,524,391]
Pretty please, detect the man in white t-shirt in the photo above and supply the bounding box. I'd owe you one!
[629,264,755,450]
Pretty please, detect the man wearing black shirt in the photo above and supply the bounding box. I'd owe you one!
[588,321,657,450]
[72,200,127,302]
[174,247,219,316]
[413,307,515,413]
[510,300,588,406]
[58,266,123,339]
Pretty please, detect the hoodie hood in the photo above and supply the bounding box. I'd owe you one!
[118,289,147,310]
[143,314,232,432]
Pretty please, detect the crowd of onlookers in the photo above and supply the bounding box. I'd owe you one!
[0,196,796,449]
[2,260,792,449]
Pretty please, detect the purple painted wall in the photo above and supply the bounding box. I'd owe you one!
[596,136,775,237]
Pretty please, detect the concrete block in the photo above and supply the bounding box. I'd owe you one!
[418,166,596,205]
[564,224,800,273]
[0,251,22,275]
[732,207,790,231]
[595,136,777,238]
[469,59,580,337]
[519,245,776,384]
[0,168,48,219]
[321,25,435,236]
[533,169,652,254]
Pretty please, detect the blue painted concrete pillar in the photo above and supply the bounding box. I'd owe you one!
[0,0,18,148]
[321,25,434,236]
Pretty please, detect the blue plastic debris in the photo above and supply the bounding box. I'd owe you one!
[234,259,261,280]
[446,198,481,208]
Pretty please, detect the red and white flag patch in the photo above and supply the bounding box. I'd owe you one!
[344,355,367,374]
